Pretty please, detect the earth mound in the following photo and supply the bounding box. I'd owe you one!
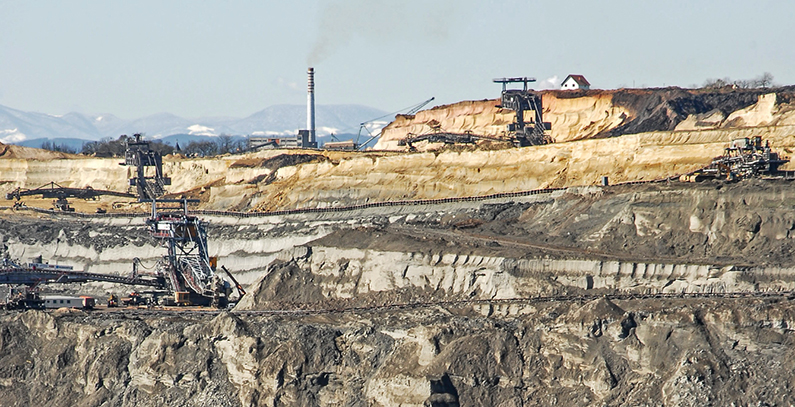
[0,141,77,160]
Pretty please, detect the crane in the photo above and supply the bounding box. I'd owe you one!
[355,97,435,150]
[405,97,436,115]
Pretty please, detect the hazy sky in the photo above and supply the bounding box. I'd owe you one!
[1,1,793,118]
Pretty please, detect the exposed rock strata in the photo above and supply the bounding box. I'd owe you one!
[2,298,794,406]
[4,181,795,301]
[2,183,795,405]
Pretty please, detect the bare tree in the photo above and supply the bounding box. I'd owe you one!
[40,140,77,154]
[703,73,775,90]
[182,140,218,157]
[80,134,173,157]
[703,77,732,89]
[216,135,236,154]
[82,136,126,157]
[755,72,774,88]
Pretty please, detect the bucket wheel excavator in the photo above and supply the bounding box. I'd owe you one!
[1,199,245,308]
[147,199,245,307]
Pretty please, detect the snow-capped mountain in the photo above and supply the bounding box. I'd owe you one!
[0,105,103,142]
[227,104,387,137]
[0,104,389,145]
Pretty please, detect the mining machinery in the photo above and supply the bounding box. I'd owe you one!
[146,199,240,307]
[395,79,553,150]
[680,136,791,182]
[397,131,508,151]
[0,257,165,309]
[0,258,165,288]
[5,181,135,212]
[4,288,45,310]
[1,199,244,308]
[5,182,135,201]
[350,97,436,150]
[122,133,171,201]
[493,77,552,147]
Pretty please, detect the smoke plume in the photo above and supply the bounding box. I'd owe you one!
[538,76,560,90]
[307,0,454,65]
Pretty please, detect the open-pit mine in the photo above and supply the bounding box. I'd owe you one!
[3,85,795,406]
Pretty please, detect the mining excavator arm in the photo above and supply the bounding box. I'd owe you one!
[221,265,246,299]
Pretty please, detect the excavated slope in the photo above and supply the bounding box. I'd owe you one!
[248,123,795,211]
[6,90,795,406]
[4,90,795,212]
[4,182,795,405]
[5,123,795,212]
[377,87,795,149]
[3,181,795,304]
[233,181,795,313]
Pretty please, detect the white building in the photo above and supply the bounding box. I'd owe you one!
[561,74,591,90]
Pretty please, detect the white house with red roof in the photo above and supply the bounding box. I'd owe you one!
[561,74,590,90]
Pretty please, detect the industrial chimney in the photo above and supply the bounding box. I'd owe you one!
[307,67,316,146]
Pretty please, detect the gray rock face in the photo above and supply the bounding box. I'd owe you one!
[4,181,795,405]
[2,297,795,406]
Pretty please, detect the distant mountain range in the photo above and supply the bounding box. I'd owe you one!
[0,103,390,148]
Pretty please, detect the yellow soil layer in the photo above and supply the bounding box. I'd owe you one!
[250,125,795,210]
[3,126,795,212]
[544,92,630,142]
[376,93,631,149]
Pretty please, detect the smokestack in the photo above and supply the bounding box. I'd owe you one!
[307,67,316,144]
